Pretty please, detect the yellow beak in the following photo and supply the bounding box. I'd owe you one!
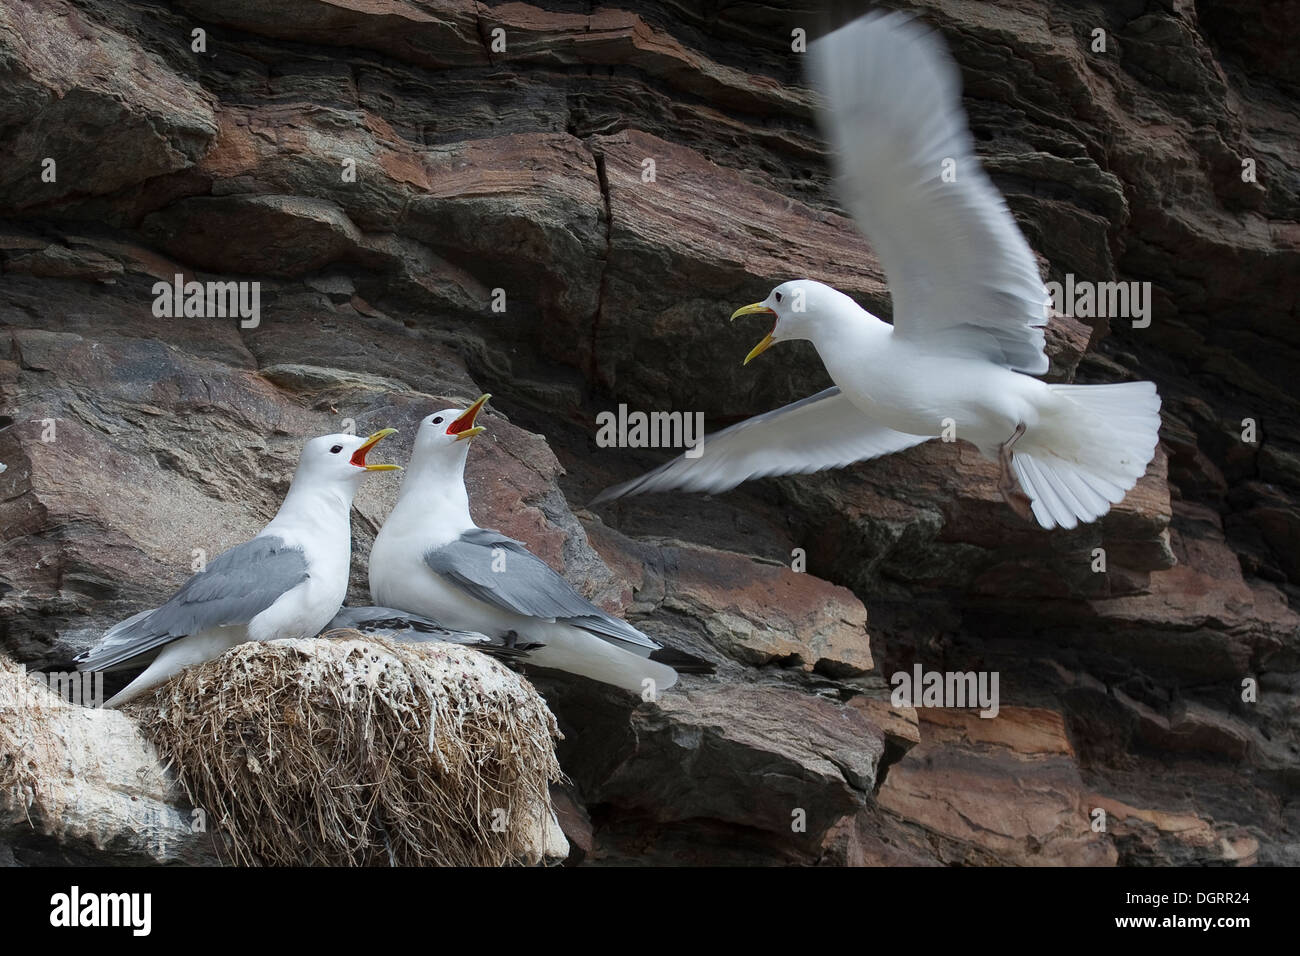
[730,302,778,365]
[448,393,491,441]
[743,333,775,365]
[351,428,401,470]
[730,302,776,322]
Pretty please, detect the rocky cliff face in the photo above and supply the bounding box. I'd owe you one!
[1,0,1296,865]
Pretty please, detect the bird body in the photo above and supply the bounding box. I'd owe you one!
[371,396,700,694]
[811,309,1041,448]
[240,481,356,638]
[812,299,1160,527]
[78,429,399,706]
[592,13,1161,529]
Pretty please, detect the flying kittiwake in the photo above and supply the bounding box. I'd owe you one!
[369,395,712,694]
[77,429,400,706]
[592,12,1161,530]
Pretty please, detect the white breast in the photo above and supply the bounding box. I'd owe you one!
[249,517,352,643]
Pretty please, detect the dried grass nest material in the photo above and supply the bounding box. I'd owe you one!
[131,632,565,866]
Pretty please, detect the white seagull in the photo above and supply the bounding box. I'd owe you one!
[592,13,1161,530]
[369,395,711,694]
[77,429,399,706]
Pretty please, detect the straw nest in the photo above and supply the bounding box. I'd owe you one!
[129,632,565,866]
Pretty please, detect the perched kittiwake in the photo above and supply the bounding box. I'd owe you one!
[76,429,400,706]
[592,13,1161,530]
[369,395,712,694]
[323,605,539,660]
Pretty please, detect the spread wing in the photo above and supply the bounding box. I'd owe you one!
[590,387,929,503]
[809,12,1049,373]
[76,535,309,672]
[423,528,658,652]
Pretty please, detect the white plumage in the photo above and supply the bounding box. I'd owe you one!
[371,397,698,695]
[594,13,1161,529]
[78,429,398,706]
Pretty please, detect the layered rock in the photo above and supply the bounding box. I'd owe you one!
[1,0,1297,865]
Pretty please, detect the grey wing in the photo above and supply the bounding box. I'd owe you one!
[590,387,930,504]
[76,535,309,672]
[424,529,659,652]
[321,605,537,658]
[809,14,1049,373]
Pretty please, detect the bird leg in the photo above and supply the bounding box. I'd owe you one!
[998,423,1035,523]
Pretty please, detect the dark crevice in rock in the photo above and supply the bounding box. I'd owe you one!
[587,144,614,389]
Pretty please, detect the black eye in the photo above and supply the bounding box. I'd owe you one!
[774,292,783,303]
[330,445,343,454]
[431,417,443,425]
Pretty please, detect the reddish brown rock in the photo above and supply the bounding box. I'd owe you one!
[0,0,216,208]
[597,684,886,839]
[586,524,872,674]
[875,709,1117,866]
[1089,796,1260,867]
[1,0,1297,867]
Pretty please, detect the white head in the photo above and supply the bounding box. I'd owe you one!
[408,394,491,475]
[729,279,863,364]
[290,429,400,491]
[386,394,490,522]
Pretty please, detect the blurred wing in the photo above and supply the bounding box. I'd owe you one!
[590,387,929,503]
[424,529,659,652]
[809,12,1048,374]
[75,535,308,672]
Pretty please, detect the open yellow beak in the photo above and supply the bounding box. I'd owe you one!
[742,333,775,365]
[730,302,777,365]
[447,393,491,441]
[351,428,400,470]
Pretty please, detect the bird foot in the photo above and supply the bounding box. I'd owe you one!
[998,423,1034,523]
[1001,485,1036,523]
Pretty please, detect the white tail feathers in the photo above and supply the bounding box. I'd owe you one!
[101,630,246,708]
[1013,381,1162,530]
[528,624,679,694]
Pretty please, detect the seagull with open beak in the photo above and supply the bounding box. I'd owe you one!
[370,395,712,693]
[77,428,399,706]
[591,13,1161,530]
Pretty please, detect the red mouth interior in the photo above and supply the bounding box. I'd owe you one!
[349,442,375,467]
[446,406,481,435]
